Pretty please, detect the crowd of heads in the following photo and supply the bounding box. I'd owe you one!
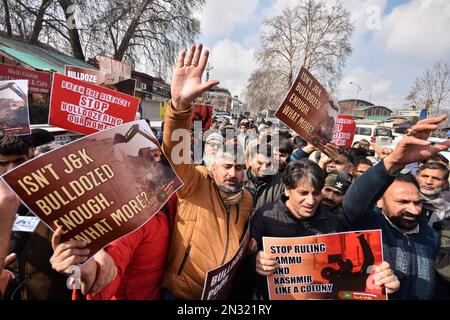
[199,114,450,229]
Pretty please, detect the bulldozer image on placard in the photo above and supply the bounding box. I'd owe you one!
[0,81,29,135]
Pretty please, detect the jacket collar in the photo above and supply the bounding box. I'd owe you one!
[247,167,270,185]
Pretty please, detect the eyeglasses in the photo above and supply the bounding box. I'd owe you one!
[0,157,28,167]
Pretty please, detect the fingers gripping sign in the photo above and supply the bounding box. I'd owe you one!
[256,250,279,277]
[171,44,220,111]
[50,227,90,273]
[51,227,103,294]
[373,261,400,294]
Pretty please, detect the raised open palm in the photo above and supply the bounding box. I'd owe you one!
[171,44,220,110]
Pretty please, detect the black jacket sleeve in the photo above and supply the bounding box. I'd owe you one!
[341,160,396,230]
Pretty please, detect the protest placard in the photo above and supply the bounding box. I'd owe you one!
[65,66,136,96]
[2,120,183,260]
[275,67,339,153]
[332,115,356,148]
[263,230,386,300]
[0,79,31,136]
[0,62,51,94]
[192,104,213,131]
[48,73,140,135]
[201,227,250,300]
[65,65,109,85]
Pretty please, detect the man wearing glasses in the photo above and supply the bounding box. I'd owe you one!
[203,131,224,170]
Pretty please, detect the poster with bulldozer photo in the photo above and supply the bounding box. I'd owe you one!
[0,79,31,136]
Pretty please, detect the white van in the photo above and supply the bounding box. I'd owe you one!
[353,124,393,148]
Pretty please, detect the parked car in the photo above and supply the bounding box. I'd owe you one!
[427,137,450,163]
[217,115,236,126]
[352,124,394,148]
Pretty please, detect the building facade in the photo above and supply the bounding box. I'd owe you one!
[353,105,393,117]
[132,71,170,103]
[132,71,170,121]
[338,99,374,115]
[231,95,244,114]
[204,86,232,112]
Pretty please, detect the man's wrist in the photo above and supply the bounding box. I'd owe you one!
[171,99,191,111]
[383,156,403,175]
[302,145,315,154]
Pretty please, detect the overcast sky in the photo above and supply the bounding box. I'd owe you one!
[194,0,450,110]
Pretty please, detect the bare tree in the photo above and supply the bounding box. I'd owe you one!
[0,0,203,75]
[27,0,54,43]
[245,0,353,112]
[1,0,55,42]
[57,0,85,60]
[257,8,299,87]
[0,0,35,38]
[2,0,13,36]
[82,0,203,76]
[407,61,450,117]
[243,68,287,113]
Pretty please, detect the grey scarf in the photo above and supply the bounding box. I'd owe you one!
[422,194,450,227]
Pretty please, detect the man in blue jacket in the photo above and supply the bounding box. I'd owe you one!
[341,114,450,299]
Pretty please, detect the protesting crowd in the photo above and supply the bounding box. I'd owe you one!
[1,44,450,301]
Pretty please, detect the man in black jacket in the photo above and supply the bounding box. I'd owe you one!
[249,114,450,300]
[244,143,285,210]
[250,159,399,299]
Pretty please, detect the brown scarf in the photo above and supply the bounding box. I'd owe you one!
[219,189,244,207]
[208,172,244,207]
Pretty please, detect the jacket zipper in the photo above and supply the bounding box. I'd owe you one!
[177,244,191,276]
[405,234,416,297]
[220,206,231,265]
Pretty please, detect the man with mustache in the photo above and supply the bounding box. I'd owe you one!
[202,131,224,170]
[249,159,399,300]
[342,115,450,299]
[244,144,274,204]
[321,171,352,212]
[325,149,355,174]
[161,44,253,300]
[415,162,450,229]
[252,115,450,300]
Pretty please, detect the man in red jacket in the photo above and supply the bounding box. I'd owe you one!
[50,195,177,299]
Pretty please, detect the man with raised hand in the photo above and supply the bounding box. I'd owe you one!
[341,115,450,299]
[161,44,253,300]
